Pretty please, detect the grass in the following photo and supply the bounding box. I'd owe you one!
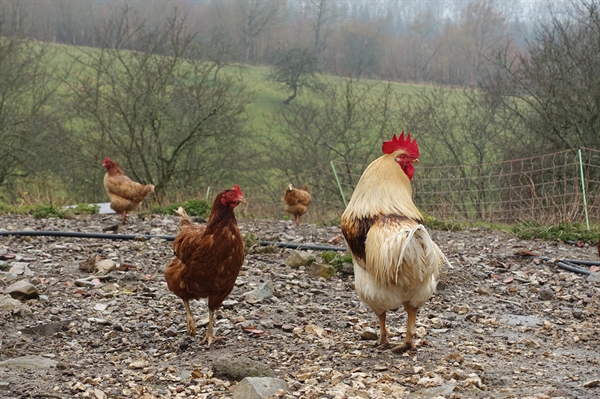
[511,221,600,244]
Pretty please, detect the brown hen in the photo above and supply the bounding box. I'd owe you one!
[283,184,312,225]
[164,185,246,346]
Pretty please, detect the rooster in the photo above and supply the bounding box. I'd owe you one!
[341,132,449,353]
[283,184,312,225]
[164,185,246,346]
[102,158,155,223]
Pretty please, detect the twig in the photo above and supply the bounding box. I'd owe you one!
[496,298,523,307]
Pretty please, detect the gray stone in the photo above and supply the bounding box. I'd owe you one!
[4,280,39,300]
[407,383,457,399]
[96,259,117,275]
[0,355,58,369]
[587,272,600,283]
[284,251,316,269]
[0,260,9,271]
[8,262,33,276]
[212,356,276,381]
[0,294,32,317]
[244,281,275,304]
[307,263,337,279]
[340,262,354,275]
[232,377,288,399]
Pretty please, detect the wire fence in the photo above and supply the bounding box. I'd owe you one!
[205,147,600,226]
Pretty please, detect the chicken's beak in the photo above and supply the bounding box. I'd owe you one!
[238,197,247,205]
[413,158,420,164]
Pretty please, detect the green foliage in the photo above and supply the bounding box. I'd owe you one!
[422,213,463,231]
[511,222,600,244]
[181,199,211,218]
[319,251,353,270]
[153,199,210,218]
[69,203,100,215]
[29,205,67,219]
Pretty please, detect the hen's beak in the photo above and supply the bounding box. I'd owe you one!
[413,158,420,164]
[238,197,247,204]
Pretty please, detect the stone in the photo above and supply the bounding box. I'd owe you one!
[0,294,32,317]
[307,263,337,279]
[8,262,33,276]
[244,281,275,304]
[586,272,600,283]
[285,251,316,269]
[212,356,276,381]
[0,355,58,369]
[340,262,354,275]
[95,259,117,275]
[232,377,288,399]
[4,280,39,300]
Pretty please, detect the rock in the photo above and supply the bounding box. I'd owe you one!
[0,260,10,271]
[407,383,456,399]
[95,259,117,275]
[212,356,276,381]
[285,251,316,269]
[0,355,58,369]
[79,256,96,273]
[586,272,600,283]
[244,281,275,304]
[361,327,378,341]
[340,262,354,275]
[538,289,554,300]
[232,377,288,399]
[583,379,600,388]
[0,294,32,317]
[307,263,337,279]
[8,262,33,276]
[4,280,39,300]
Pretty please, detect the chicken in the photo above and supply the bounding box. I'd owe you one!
[283,184,312,225]
[341,132,449,353]
[102,157,155,223]
[164,185,246,346]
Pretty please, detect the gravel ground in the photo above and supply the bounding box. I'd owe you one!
[1,213,599,399]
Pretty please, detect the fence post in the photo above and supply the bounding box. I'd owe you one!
[206,187,211,200]
[578,148,590,230]
[330,161,347,208]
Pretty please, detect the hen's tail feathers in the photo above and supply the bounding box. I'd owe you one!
[394,224,451,285]
[175,206,192,227]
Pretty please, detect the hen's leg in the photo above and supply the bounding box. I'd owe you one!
[200,310,227,346]
[122,212,128,224]
[295,215,300,225]
[377,311,390,345]
[183,299,196,336]
[392,305,418,353]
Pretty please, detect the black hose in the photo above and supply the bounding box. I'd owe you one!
[556,261,592,275]
[259,241,347,252]
[0,230,176,241]
[0,230,348,252]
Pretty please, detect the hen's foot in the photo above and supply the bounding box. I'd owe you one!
[391,341,416,353]
[200,334,227,347]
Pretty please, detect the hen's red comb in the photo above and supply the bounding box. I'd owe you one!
[233,184,243,196]
[382,132,419,158]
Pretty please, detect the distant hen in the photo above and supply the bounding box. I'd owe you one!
[102,158,154,223]
[283,184,312,225]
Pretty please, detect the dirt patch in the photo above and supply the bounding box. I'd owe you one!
[1,214,599,398]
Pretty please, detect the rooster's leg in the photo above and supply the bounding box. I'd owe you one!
[183,299,197,337]
[392,305,418,353]
[377,311,390,345]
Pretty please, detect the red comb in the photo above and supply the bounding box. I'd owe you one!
[382,132,419,158]
[103,157,111,163]
[233,184,243,196]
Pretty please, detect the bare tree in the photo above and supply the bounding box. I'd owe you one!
[0,1,69,190]
[65,8,253,202]
[304,0,340,69]
[482,0,600,153]
[235,0,287,63]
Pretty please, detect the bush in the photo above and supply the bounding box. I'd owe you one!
[29,205,67,219]
[319,251,353,270]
